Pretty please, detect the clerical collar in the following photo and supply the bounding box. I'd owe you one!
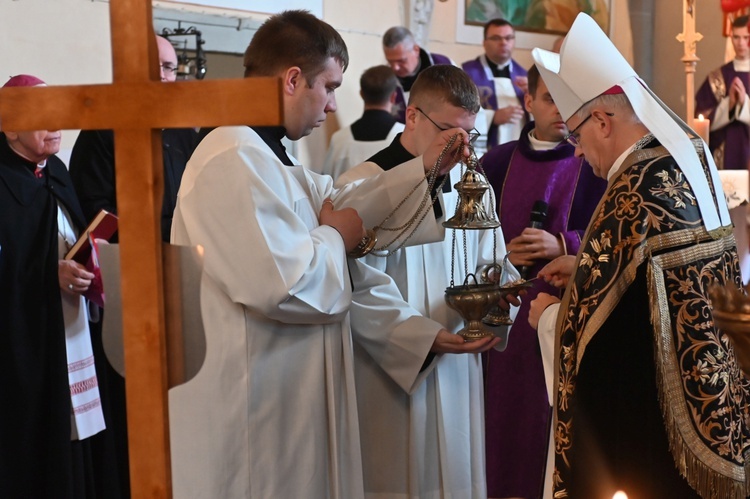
[6,138,47,174]
[399,49,428,92]
[252,126,294,166]
[486,56,512,79]
[734,58,750,72]
[607,133,656,181]
[528,130,562,151]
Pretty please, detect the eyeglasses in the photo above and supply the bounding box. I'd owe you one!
[160,64,178,75]
[486,35,515,42]
[415,107,481,144]
[563,112,614,147]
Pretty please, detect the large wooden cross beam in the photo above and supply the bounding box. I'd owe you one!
[0,1,282,497]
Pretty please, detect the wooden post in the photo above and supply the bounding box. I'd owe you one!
[0,1,282,496]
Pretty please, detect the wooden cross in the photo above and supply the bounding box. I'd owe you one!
[0,1,282,497]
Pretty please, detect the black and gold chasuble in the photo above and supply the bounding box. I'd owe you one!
[553,138,750,499]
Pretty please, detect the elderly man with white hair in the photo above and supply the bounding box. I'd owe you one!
[528,14,750,499]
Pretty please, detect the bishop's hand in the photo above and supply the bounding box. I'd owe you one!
[538,255,576,289]
[529,292,561,330]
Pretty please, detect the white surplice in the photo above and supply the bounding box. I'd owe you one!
[168,126,446,499]
[314,122,404,181]
[337,163,519,499]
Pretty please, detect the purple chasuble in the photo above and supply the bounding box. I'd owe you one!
[462,56,527,150]
[392,49,452,123]
[695,61,750,169]
[479,122,606,498]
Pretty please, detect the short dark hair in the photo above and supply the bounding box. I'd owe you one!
[383,26,415,49]
[360,65,398,105]
[408,65,480,114]
[484,18,514,39]
[243,10,349,84]
[527,65,541,98]
[733,15,750,29]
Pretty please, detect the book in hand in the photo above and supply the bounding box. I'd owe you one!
[64,210,118,264]
[84,234,105,308]
[64,210,117,308]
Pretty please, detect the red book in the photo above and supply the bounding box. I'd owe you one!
[65,210,118,264]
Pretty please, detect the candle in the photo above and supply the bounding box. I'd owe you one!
[693,114,710,145]
[612,492,628,499]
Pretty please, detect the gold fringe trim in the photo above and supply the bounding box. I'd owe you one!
[649,236,749,498]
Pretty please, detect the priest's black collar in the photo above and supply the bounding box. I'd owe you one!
[399,48,432,92]
[252,126,294,166]
[366,133,414,171]
[486,57,511,79]
[367,133,450,219]
[0,132,40,177]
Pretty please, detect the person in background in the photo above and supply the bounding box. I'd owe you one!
[70,35,202,243]
[480,65,606,499]
[0,74,106,498]
[696,14,750,283]
[314,65,404,180]
[382,26,453,123]
[462,18,528,154]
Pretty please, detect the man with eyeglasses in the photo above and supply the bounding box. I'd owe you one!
[337,64,517,499]
[527,14,749,499]
[480,65,606,499]
[66,34,203,497]
[462,18,528,154]
[382,26,453,124]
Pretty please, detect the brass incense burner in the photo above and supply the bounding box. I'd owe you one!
[445,276,507,341]
[443,146,509,341]
[443,165,500,230]
[709,284,750,377]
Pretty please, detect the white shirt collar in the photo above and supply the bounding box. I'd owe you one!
[734,58,750,72]
[607,138,642,181]
[528,130,562,151]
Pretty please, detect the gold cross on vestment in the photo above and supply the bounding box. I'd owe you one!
[0,1,282,497]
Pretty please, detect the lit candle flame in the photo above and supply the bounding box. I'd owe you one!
[698,113,705,121]
[613,491,628,499]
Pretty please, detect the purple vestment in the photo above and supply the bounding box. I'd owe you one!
[695,62,750,169]
[392,49,452,123]
[462,56,528,150]
[480,123,607,499]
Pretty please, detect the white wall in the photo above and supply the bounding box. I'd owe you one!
[0,0,731,165]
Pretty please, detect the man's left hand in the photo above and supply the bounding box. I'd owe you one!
[431,329,501,354]
[507,228,563,266]
[528,292,560,330]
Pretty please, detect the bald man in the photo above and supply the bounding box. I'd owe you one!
[67,35,203,498]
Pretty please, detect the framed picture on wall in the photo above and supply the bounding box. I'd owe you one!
[456,0,611,47]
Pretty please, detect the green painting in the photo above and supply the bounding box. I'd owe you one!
[465,0,610,35]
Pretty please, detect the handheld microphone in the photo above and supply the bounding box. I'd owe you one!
[519,200,549,279]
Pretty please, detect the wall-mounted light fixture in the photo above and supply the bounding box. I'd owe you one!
[161,24,207,80]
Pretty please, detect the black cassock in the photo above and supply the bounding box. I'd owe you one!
[0,132,104,497]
